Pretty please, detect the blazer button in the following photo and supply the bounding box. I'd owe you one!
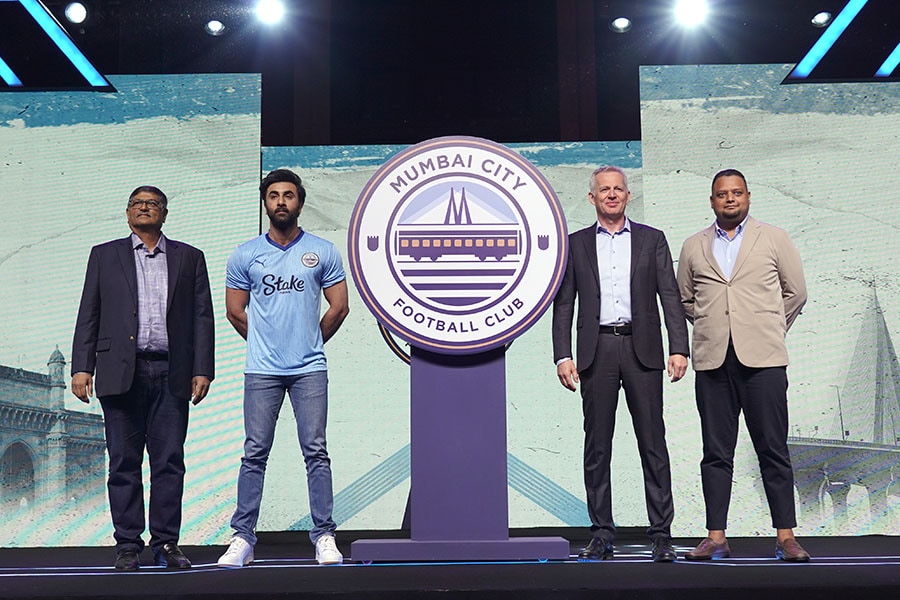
[129,335,135,340]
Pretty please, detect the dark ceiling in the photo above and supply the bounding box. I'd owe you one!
[5,0,895,146]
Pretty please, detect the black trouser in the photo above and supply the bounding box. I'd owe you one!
[695,343,797,531]
[99,358,189,554]
[580,333,674,542]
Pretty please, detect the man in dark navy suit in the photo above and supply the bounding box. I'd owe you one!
[552,166,688,562]
[71,186,215,570]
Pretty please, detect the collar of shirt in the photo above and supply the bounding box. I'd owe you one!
[714,215,748,241]
[131,232,167,254]
[597,217,631,237]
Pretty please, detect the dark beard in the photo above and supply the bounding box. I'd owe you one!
[267,207,299,230]
[270,215,296,231]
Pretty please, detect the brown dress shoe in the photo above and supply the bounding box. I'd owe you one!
[776,538,810,562]
[685,537,730,560]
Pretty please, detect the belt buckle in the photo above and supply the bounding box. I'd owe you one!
[613,324,623,336]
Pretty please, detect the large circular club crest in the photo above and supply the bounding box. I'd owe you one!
[348,136,568,354]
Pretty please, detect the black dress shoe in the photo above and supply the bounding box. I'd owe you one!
[154,543,192,569]
[578,537,614,561]
[651,537,677,562]
[114,549,140,571]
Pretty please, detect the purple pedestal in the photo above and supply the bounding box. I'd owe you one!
[351,346,570,562]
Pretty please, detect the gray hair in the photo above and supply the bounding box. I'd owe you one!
[590,166,628,192]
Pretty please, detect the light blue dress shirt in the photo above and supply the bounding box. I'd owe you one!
[712,216,748,279]
[596,218,632,325]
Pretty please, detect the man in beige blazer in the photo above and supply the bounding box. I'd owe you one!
[677,169,809,562]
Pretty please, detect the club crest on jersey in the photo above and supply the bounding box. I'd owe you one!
[301,252,320,268]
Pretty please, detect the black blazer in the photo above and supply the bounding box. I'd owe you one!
[552,221,689,372]
[71,236,215,399]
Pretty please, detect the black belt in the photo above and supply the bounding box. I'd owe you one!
[136,351,168,361]
[598,324,632,336]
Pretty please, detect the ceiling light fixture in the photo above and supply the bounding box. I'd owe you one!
[673,0,709,28]
[255,0,286,25]
[205,19,226,36]
[609,17,632,34]
[64,2,87,24]
[811,12,832,28]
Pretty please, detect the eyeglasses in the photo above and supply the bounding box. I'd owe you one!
[128,199,164,210]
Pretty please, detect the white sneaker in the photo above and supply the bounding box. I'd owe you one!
[315,533,343,565]
[217,536,254,568]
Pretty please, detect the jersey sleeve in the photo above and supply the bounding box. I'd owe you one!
[320,242,346,288]
[225,244,252,291]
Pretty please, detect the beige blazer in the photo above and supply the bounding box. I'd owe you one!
[676,216,806,371]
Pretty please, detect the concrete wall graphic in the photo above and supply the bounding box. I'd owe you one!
[639,63,900,536]
[2,65,898,547]
[0,73,261,546]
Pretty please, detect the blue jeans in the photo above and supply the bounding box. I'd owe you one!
[230,371,335,545]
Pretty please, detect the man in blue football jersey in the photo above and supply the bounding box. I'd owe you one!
[218,169,349,567]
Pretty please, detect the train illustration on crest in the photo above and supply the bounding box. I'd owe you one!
[393,188,522,262]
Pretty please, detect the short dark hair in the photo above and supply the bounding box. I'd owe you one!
[128,185,167,208]
[260,169,306,205]
[711,169,747,193]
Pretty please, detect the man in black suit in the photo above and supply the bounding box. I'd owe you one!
[552,166,688,562]
[71,186,215,570]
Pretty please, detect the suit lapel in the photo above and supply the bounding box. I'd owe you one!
[730,216,760,279]
[577,226,600,291]
[166,238,182,312]
[700,224,728,281]
[629,221,644,282]
[115,237,139,302]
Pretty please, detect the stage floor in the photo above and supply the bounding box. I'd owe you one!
[1,529,898,599]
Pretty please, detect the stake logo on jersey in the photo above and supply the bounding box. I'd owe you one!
[348,136,568,354]
[262,273,305,295]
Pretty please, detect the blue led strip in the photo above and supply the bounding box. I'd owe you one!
[790,0,869,79]
[0,54,23,86]
[16,0,108,87]
[875,41,900,77]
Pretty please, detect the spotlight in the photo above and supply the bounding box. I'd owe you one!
[64,2,87,24]
[673,0,709,28]
[811,12,832,28]
[205,19,226,36]
[609,17,632,34]
[255,0,286,25]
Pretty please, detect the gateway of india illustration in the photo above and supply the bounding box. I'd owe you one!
[0,346,105,511]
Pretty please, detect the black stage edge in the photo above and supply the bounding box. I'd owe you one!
[1,528,898,599]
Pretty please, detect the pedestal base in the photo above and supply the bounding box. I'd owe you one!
[350,536,570,562]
